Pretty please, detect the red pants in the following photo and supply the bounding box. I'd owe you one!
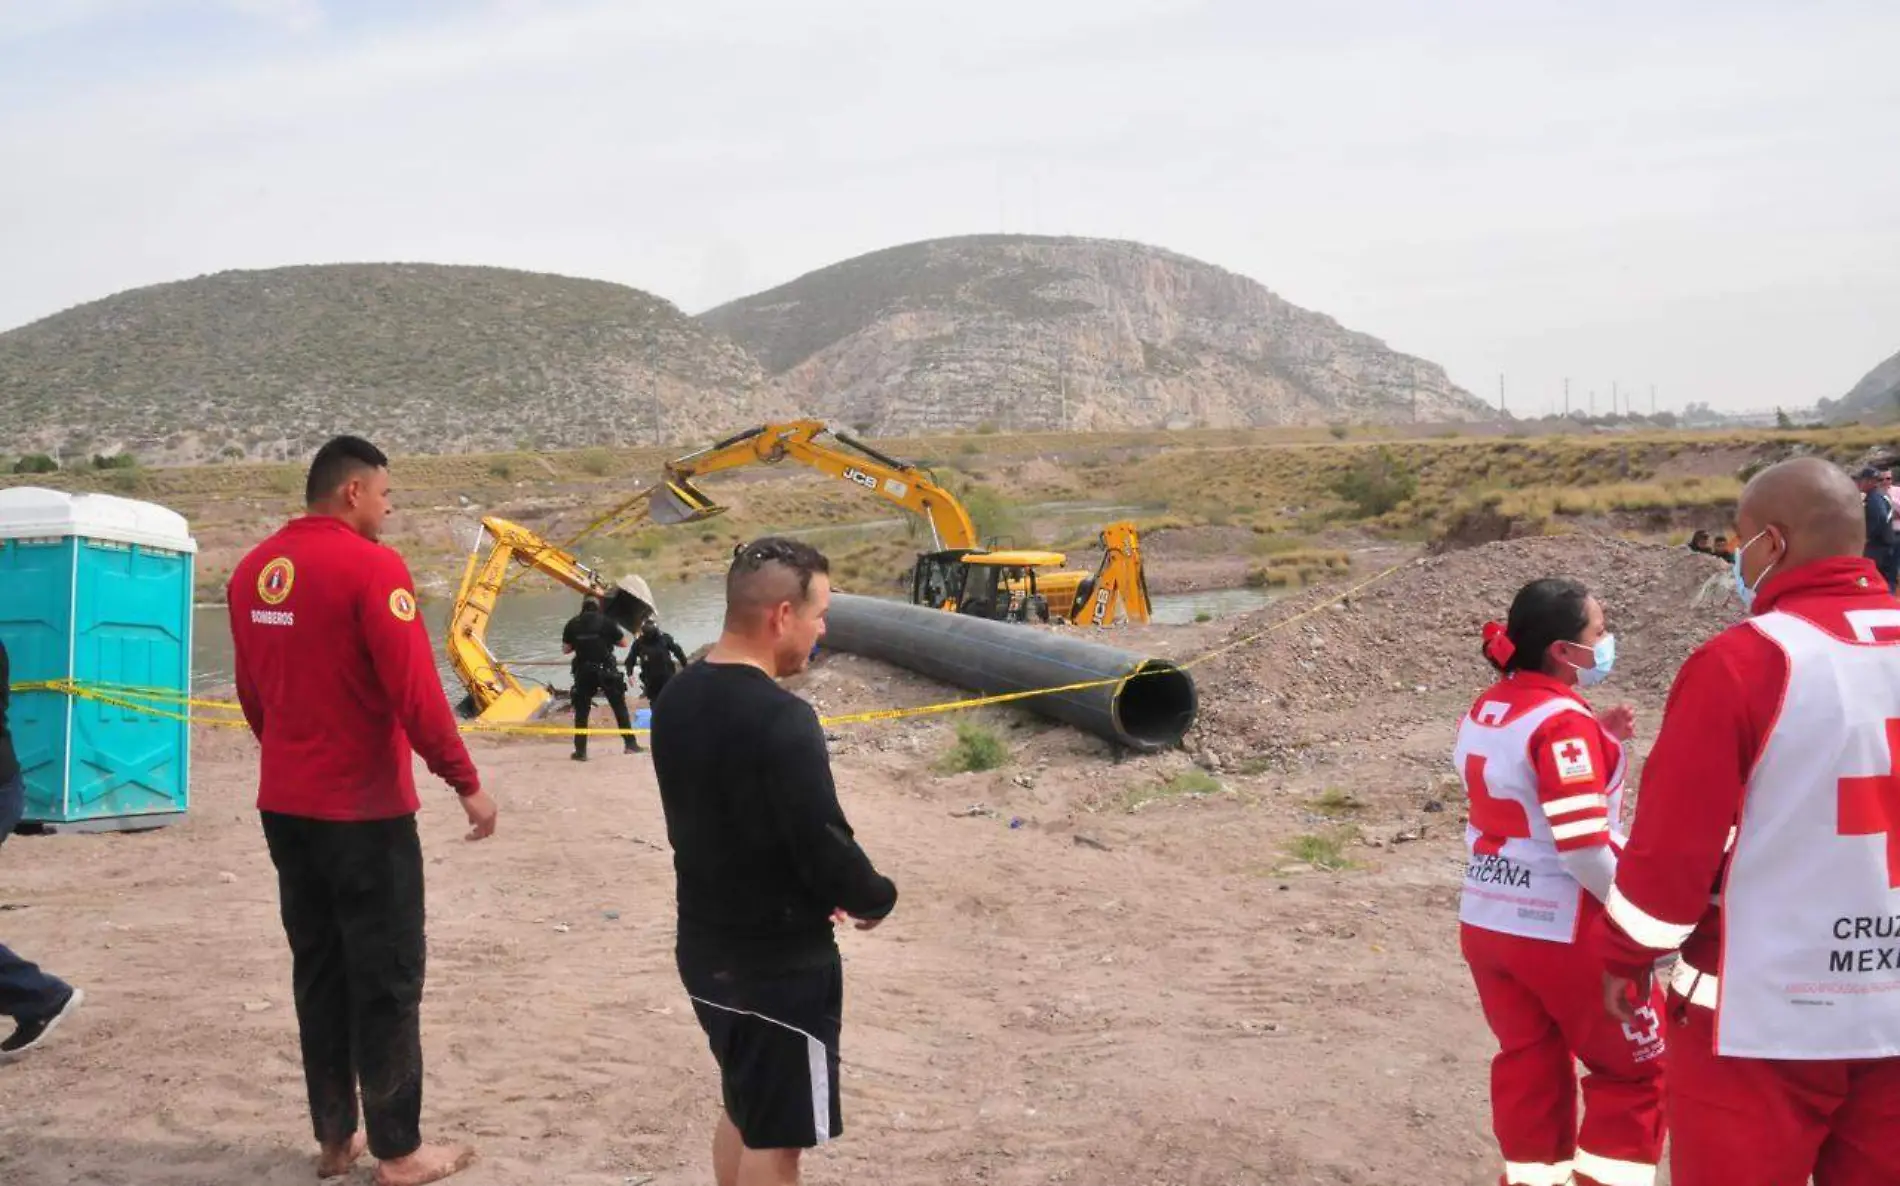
[1462,920,1666,1186]
[1666,1000,1900,1186]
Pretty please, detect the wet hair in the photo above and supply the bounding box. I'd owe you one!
[1690,529,1710,546]
[726,536,830,621]
[305,435,388,506]
[1486,577,1591,675]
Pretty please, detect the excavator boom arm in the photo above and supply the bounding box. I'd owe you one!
[445,517,654,723]
[650,420,980,551]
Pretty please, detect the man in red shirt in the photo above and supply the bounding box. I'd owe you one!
[229,435,498,1186]
[1592,458,1900,1186]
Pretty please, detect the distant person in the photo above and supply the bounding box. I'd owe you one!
[1852,465,1897,590]
[1458,580,1664,1186]
[652,538,897,1186]
[562,596,639,760]
[1712,535,1735,562]
[229,435,496,1186]
[1593,458,1900,1186]
[0,638,84,1061]
[628,618,689,704]
[1687,530,1713,554]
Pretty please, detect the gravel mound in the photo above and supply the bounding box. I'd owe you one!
[1183,534,1739,774]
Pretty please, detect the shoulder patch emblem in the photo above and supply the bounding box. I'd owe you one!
[1552,738,1596,784]
[388,588,417,622]
[257,557,295,606]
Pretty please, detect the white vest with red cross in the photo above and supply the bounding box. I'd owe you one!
[1718,610,1900,1059]
[1454,684,1625,944]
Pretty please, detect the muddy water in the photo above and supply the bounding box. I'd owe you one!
[190,581,1275,693]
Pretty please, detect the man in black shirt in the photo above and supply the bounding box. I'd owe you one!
[651,537,897,1186]
[561,596,640,760]
[0,638,84,1059]
[628,619,689,704]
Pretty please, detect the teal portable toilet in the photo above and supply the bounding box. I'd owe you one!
[0,486,196,831]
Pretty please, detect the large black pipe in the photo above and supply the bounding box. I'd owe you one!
[821,593,1197,752]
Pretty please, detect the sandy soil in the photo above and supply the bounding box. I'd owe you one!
[0,536,1735,1186]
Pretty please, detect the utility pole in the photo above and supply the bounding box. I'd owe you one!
[1498,373,1506,417]
[1612,380,1620,418]
[1563,377,1570,418]
[1058,342,1068,431]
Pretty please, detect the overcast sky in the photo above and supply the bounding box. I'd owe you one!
[2,0,1896,413]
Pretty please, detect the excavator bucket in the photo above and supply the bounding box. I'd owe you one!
[602,574,657,633]
[648,476,727,526]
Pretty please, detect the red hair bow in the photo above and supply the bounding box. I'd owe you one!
[1482,621,1516,666]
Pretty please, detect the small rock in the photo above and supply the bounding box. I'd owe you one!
[218,871,238,884]
[243,1000,272,1013]
[602,911,621,921]
[1422,799,1445,813]
[553,923,571,934]
[1073,833,1111,852]
[1011,773,1035,789]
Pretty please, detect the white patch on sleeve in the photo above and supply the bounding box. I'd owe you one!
[1551,737,1596,784]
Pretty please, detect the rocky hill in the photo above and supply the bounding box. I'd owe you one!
[0,264,784,464]
[696,235,1489,434]
[1824,347,1900,423]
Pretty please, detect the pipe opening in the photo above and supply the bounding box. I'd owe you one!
[1111,660,1199,752]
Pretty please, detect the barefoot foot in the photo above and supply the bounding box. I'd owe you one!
[375,1143,476,1186]
[317,1132,368,1178]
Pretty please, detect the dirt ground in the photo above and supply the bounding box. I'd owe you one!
[0,536,1737,1185]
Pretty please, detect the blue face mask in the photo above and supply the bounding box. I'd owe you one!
[1731,529,1774,613]
[1571,633,1617,687]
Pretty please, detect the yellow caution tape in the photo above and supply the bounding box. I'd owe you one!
[8,563,1405,741]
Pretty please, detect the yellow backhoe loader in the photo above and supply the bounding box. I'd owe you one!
[446,516,655,724]
[648,421,1151,626]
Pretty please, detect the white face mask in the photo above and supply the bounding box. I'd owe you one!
[1566,634,1617,687]
[1731,529,1776,613]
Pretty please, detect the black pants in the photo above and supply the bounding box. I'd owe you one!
[573,665,633,755]
[640,670,672,704]
[0,773,72,1022]
[261,811,426,1160]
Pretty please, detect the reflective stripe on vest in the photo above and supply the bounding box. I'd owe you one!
[1503,1159,1574,1186]
[1718,610,1900,1059]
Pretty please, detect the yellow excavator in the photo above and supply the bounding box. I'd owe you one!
[446,516,655,723]
[648,421,1152,626]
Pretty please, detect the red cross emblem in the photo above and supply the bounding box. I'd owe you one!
[1559,741,1585,765]
[1838,718,1900,889]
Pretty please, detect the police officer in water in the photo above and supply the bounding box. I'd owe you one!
[562,596,640,760]
[627,619,690,705]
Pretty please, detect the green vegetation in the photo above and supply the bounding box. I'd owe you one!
[12,453,57,474]
[1330,447,1418,517]
[1284,830,1356,871]
[1117,767,1223,812]
[1312,788,1364,818]
[941,723,1009,774]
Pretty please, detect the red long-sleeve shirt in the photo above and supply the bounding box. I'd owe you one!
[1589,556,1895,980]
[228,516,480,820]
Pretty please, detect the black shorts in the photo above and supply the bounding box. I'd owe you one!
[679,953,844,1150]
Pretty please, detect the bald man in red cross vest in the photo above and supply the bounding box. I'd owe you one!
[1589,457,1900,1186]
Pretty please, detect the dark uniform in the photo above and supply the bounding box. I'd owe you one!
[563,605,638,759]
[628,623,689,703]
[0,638,83,1057]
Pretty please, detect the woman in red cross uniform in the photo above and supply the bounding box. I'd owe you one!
[1455,577,1666,1186]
